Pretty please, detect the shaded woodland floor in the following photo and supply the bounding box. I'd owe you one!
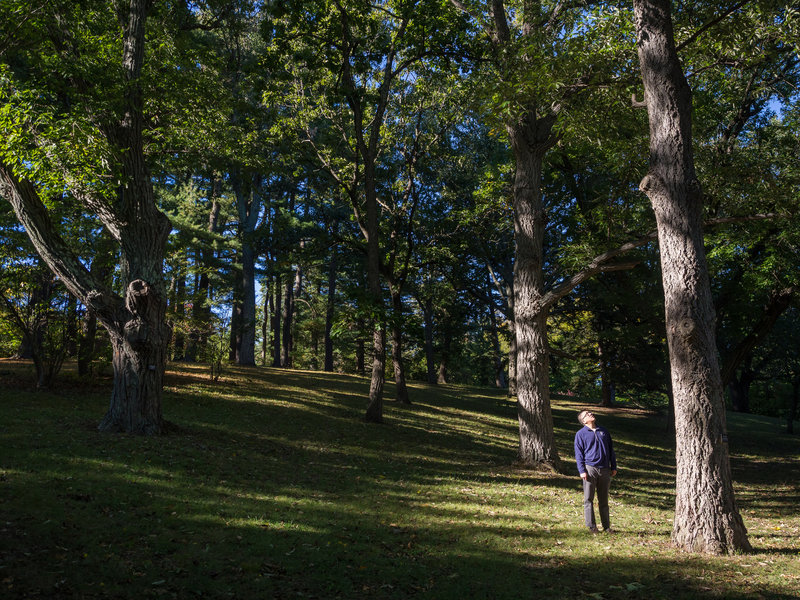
[1,359,799,599]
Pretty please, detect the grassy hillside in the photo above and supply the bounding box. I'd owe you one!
[1,359,799,599]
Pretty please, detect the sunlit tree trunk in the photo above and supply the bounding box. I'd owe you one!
[634,0,750,553]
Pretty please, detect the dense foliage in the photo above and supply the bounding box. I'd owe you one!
[0,0,797,424]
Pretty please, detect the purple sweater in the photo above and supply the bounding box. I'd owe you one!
[574,425,617,474]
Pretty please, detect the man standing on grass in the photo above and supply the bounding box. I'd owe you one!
[575,410,617,534]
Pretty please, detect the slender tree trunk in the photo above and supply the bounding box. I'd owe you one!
[634,0,750,553]
[728,364,754,413]
[187,175,221,363]
[390,290,410,404]
[507,314,517,397]
[66,294,78,358]
[281,268,294,367]
[422,297,436,384]
[230,294,242,363]
[173,256,186,361]
[507,112,560,469]
[238,242,257,366]
[720,286,795,387]
[324,234,338,372]
[78,307,98,376]
[598,336,614,407]
[262,278,270,366]
[437,328,450,385]
[487,279,506,388]
[356,334,365,375]
[272,273,282,368]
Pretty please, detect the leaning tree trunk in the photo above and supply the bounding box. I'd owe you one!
[634,0,750,553]
[507,111,560,470]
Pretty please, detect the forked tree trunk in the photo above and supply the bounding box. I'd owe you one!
[1,0,171,435]
[634,0,750,553]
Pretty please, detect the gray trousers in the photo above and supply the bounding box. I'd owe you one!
[583,465,612,530]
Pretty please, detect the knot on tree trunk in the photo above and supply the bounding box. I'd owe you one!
[639,173,666,197]
[124,279,153,350]
[125,279,151,317]
[673,318,696,340]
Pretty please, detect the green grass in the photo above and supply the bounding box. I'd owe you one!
[1,359,799,599]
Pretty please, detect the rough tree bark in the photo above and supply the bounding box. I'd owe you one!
[633,0,751,553]
[1,0,171,434]
[506,108,560,468]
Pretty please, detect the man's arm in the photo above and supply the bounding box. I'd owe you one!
[574,432,587,479]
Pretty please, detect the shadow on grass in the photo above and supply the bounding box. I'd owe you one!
[1,362,799,599]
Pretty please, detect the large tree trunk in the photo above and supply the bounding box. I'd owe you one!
[232,173,261,367]
[507,111,560,469]
[634,0,750,554]
[1,0,171,434]
[99,280,169,434]
[363,160,386,423]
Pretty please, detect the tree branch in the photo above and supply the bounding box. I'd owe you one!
[0,161,120,323]
[675,1,751,53]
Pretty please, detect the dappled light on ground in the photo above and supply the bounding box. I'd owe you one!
[1,362,799,598]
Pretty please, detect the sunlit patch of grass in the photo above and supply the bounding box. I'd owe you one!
[1,360,799,599]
